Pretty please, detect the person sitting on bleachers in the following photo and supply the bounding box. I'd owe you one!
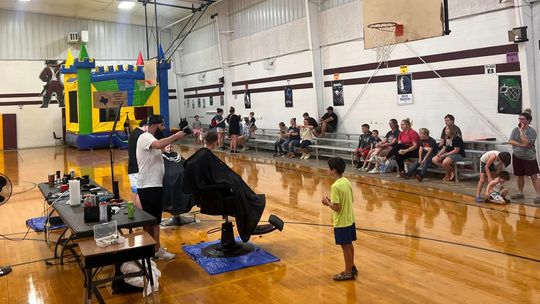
[379,118,420,176]
[273,122,289,157]
[359,129,382,171]
[296,118,315,160]
[238,117,251,152]
[355,124,375,170]
[399,128,437,181]
[282,118,301,158]
[313,106,338,137]
[438,114,462,149]
[432,125,466,181]
[303,112,319,129]
[367,119,400,173]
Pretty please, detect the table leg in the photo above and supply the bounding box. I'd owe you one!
[85,267,92,304]
[145,258,156,303]
[141,260,148,304]
[54,227,68,259]
[59,235,75,265]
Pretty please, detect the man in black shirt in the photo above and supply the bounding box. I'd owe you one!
[314,106,338,137]
[128,118,148,208]
[303,112,318,128]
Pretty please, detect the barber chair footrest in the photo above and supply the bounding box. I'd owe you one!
[202,242,255,258]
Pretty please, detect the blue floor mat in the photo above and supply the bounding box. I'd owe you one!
[182,238,280,275]
[26,216,66,232]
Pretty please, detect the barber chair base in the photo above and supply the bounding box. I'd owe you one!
[202,242,255,258]
[202,221,255,258]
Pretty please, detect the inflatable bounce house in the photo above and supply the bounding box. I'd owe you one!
[60,43,171,150]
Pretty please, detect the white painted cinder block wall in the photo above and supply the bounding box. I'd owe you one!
[321,8,522,140]
[176,1,537,144]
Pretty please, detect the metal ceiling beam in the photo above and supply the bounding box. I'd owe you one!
[138,0,195,11]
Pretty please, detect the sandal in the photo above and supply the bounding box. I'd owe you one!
[333,272,355,281]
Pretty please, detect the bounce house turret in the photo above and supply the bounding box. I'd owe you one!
[73,43,95,135]
[157,45,171,130]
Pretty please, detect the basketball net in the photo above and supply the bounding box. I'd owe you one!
[366,22,403,65]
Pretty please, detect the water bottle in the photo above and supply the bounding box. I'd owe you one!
[127,201,135,219]
[99,198,108,222]
[379,162,385,173]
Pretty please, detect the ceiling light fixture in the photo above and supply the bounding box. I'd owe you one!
[17,0,31,2]
[118,1,136,10]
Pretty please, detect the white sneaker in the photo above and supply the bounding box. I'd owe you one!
[154,248,175,260]
[300,153,306,159]
[368,168,380,174]
[242,146,249,151]
[304,153,311,160]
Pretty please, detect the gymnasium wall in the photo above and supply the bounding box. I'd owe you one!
[0,9,181,149]
[176,0,536,144]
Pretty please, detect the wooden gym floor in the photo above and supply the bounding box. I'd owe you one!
[1,145,539,303]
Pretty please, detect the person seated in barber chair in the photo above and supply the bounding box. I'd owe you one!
[182,137,283,257]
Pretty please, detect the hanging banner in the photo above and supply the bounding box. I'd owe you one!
[332,81,344,106]
[498,75,522,114]
[244,90,251,109]
[284,86,293,108]
[397,74,413,105]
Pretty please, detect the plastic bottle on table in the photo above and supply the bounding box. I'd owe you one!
[99,198,108,222]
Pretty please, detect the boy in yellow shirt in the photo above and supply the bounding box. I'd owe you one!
[322,157,357,281]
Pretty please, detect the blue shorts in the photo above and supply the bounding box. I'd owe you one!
[334,223,357,245]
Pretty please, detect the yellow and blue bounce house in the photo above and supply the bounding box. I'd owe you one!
[60,43,171,149]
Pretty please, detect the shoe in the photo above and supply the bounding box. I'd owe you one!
[333,272,355,281]
[368,168,380,174]
[475,196,483,203]
[534,197,540,204]
[242,146,249,151]
[359,167,368,172]
[154,248,175,260]
[415,174,423,182]
[280,154,287,157]
[511,193,525,200]
[304,153,311,160]
[300,153,306,159]
[352,266,358,276]
[273,153,278,157]
[230,150,234,153]
[399,172,410,179]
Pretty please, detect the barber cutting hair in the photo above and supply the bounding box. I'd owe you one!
[136,115,186,259]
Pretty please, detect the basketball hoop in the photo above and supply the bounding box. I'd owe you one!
[366,22,403,64]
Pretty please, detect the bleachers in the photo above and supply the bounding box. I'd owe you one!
[183,127,501,182]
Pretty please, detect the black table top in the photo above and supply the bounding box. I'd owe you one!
[38,180,157,238]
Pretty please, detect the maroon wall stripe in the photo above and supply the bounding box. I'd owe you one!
[168,95,177,100]
[0,93,41,98]
[3,114,17,150]
[323,62,520,87]
[184,83,223,92]
[168,89,177,93]
[232,72,312,87]
[232,83,313,95]
[184,91,225,99]
[0,100,58,106]
[324,44,519,75]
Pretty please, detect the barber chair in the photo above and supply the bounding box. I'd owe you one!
[194,185,284,258]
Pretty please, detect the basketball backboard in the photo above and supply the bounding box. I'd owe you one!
[363,0,445,50]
